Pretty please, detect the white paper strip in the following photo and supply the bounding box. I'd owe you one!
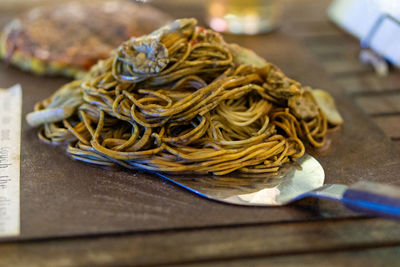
[0,84,22,237]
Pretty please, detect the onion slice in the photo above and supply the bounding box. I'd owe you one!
[311,89,343,125]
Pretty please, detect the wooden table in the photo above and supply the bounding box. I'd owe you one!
[1,0,400,266]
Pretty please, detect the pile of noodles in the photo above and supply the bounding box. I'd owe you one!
[26,18,343,175]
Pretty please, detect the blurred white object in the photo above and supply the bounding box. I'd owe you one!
[359,49,389,76]
[329,0,400,68]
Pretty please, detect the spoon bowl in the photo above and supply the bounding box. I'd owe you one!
[157,154,400,217]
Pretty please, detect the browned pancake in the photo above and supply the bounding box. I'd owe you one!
[0,0,172,77]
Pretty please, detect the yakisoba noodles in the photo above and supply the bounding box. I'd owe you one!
[26,18,343,175]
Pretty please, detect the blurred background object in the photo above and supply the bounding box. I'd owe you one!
[207,0,283,34]
[0,0,172,77]
[329,0,400,74]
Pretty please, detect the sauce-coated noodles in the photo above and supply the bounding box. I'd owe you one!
[27,19,341,175]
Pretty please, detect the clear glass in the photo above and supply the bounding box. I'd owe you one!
[207,0,283,35]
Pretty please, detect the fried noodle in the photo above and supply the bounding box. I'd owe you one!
[28,18,338,175]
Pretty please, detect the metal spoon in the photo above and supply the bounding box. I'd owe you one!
[157,154,400,217]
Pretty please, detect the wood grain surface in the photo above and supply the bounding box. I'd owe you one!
[1,0,400,266]
[1,218,400,266]
[0,28,397,242]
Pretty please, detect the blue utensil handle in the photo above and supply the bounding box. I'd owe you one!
[342,181,400,218]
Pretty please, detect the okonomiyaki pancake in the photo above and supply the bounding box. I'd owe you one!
[0,0,172,77]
